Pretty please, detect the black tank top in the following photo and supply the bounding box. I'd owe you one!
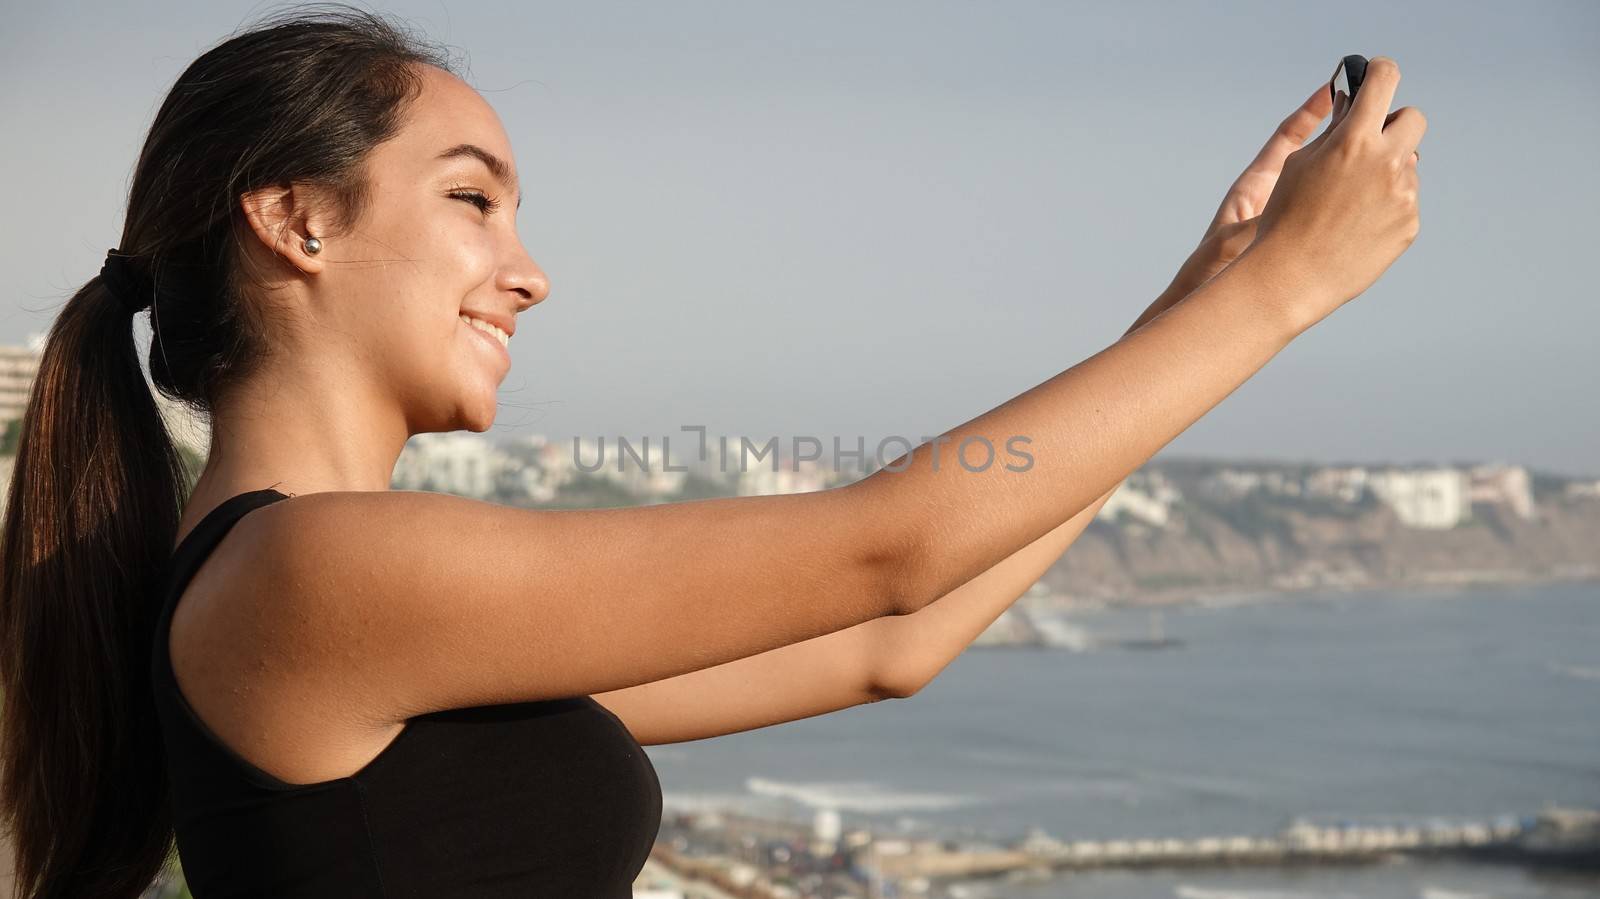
[149,488,662,897]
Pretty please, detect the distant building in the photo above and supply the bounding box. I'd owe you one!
[0,455,13,519]
[1098,470,1181,527]
[811,807,842,857]
[1468,463,1536,519]
[0,333,45,428]
[1367,467,1470,528]
[1099,482,1169,527]
[541,435,689,499]
[1207,467,1303,498]
[736,458,832,496]
[392,432,514,498]
[1306,466,1370,503]
[1211,468,1262,496]
[1566,479,1600,500]
[597,436,690,498]
[495,434,568,502]
[0,333,209,494]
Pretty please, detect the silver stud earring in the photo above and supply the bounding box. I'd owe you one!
[304,236,323,255]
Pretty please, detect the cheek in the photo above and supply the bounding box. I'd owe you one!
[376,216,498,362]
[439,229,498,294]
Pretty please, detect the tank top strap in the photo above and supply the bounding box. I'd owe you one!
[152,487,291,686]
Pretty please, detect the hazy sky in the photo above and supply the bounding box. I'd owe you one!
[4,1,1596,476]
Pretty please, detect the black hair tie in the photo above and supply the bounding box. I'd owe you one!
[100,249,152,314]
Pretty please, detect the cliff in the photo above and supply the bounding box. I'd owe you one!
[1041,486,1600,606]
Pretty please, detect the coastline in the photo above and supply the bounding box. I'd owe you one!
[1053,565,1600,613]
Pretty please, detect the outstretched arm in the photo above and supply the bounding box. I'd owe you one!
[867,81,1337,697]
[591,388,1120,745]
[592,482,1117,746]
[862,279,1194,699]
[593,82,1335,742]
[594,275,1185,744]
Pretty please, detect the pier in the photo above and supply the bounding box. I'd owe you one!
[866,806,1600,882]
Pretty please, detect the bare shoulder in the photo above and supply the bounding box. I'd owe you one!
[197,484,913,731]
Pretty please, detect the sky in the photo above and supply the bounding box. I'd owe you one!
[3,0,1597,477]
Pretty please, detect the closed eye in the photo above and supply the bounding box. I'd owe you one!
[448,188,501,216]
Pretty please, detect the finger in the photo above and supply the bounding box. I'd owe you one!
[1242,83,1336,175]
[1209,83,1336,229]
[1346,56,1401,134]
[1383,106,1428,157]
[1306,90,1350,151]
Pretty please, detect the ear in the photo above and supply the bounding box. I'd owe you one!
[238,182,334,276]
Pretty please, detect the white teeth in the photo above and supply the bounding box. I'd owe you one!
[459,314,509,348]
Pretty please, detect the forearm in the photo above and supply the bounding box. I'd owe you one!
[869,485,1118,696]
[866,287,1182,695]
[862,243,1306,615]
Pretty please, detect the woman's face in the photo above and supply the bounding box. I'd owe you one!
[298,64,549,434]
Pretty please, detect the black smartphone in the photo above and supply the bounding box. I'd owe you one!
[1331,54,1368,106]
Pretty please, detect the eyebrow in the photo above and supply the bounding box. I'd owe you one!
[436,142,522,211]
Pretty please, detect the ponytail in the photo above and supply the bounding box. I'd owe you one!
[0,274,190,897]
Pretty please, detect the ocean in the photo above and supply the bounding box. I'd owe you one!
[642,580,1600,898]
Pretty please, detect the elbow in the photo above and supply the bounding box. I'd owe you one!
[868,662,926,701]
[870,535,933,619]
[843,481,934,618]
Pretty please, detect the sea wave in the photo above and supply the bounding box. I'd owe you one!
[659,790,774,815]
[1419,888,1493,899]
[1174,886,1363,899]
[742,775,977,812]
[1548,662,1600,681]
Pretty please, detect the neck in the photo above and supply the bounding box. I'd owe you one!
[188,353,412,501]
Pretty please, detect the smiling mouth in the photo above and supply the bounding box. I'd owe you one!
[459,313,510,348]
[460,314,511,363]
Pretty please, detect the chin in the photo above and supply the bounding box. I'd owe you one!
[458,403,498,432]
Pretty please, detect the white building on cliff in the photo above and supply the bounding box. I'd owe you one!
[1367,467,1471,529]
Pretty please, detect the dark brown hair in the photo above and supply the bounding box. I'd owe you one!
[0,5,458,896]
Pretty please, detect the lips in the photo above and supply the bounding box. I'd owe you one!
[461,315,510,365]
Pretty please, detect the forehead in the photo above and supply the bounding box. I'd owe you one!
[374,65,518,184]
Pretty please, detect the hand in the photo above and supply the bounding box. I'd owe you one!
[1250,56,1426,330]
[1158,82,1338,307]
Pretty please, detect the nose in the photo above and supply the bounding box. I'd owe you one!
[499,241,550,312]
